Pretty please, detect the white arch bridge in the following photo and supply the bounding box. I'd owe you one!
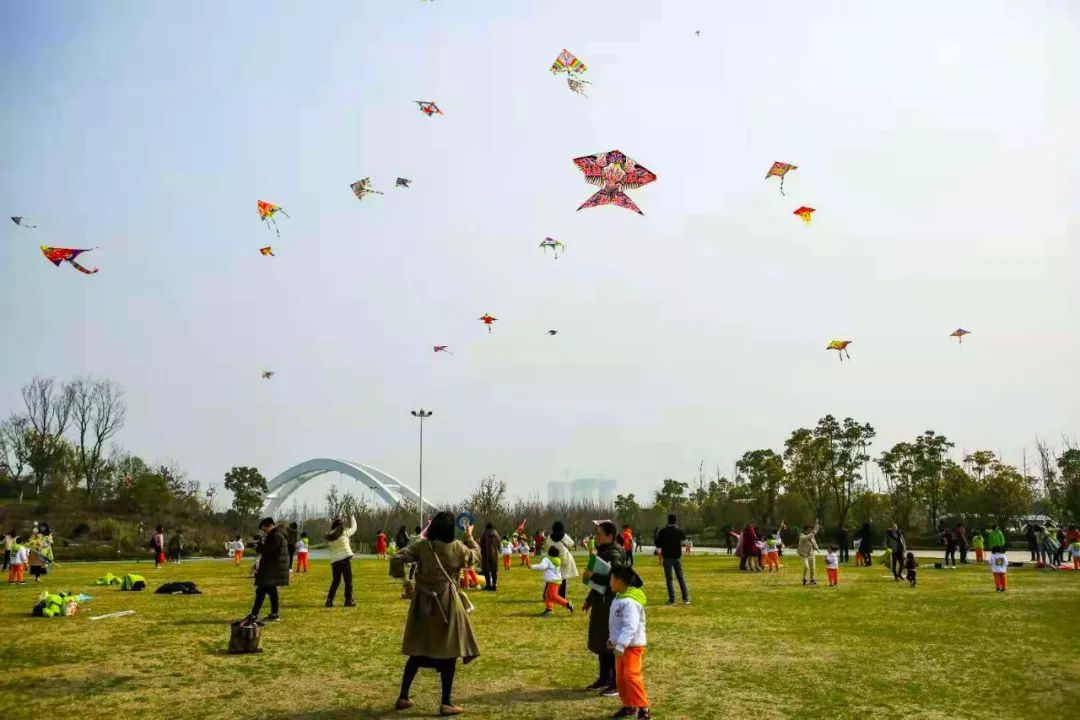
[261,459,433,517]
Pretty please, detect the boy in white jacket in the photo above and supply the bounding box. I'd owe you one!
[531,545,574,615]
[607,564,650,719]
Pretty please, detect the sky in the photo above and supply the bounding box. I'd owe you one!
[1,1,1078,510]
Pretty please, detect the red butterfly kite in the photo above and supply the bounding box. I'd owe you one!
[573,150,656,215]
[259,247,274,257]
[479,313,497,333]
[40,246,98,275]
[434,345,453,355]
[793,206,815,225]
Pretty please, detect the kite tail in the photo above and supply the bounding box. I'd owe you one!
[779,176,786,196]
[70,259,99,275]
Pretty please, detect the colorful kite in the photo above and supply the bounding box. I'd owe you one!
[415,101,443,117]
[793,206,815,225]
[539,237,565,258]
[396,178,412,188]
[547,330,558,336]
[479,313,497,333]
[10,216,36,228]
[573,150,656,215]
[40,246,98,275]
[259,247,274,257]
[950,328,970,344]
[826,340,852,361]
[258,200,289,236]
[261,371,275,380]
[434,345,453,355]
[350,178,383,201]
[550,49,590,96]
[765,162,797,195]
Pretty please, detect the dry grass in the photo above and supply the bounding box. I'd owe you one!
[1,554,1078,719]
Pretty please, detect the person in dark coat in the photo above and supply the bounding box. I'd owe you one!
[286,522,299,573]
[479,523,501,591]
[857,522,873,567]
[835,525,849,563]
[246,517,290,622]
[656,513,690,604]
[394,525,411,551]
[583,520,639,696]
[955,522,969,564]
[738,523,758,571]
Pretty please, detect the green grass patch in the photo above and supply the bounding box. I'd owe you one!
[1,555,1078,719]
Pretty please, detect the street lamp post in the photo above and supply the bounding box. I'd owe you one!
[410,409,433,528]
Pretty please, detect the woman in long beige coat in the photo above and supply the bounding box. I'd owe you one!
[390,511,480,716]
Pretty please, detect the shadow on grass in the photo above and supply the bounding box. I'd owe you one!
[469,686,589,704]
[258,707,399,720]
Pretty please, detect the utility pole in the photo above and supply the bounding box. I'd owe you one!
[410,409,433,529]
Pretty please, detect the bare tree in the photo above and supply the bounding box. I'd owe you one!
[0,415,31,503]
[21,376,75,495]
[70,377,126,506]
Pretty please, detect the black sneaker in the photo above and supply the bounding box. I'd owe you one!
[567,603,574,614]
[540,609,553,616]
[665,600,675,605]
[325,600,334,608]
[637,708,651,719]
[343,600,356,607]
[263,613,280,622]
[585,680,606,691]
[612,707,636,718]
[600,686,619,697]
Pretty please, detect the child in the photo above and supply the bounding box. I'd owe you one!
[232,536,245,566]
[7,536,26,584]
[852,537,863,566]
[607,564,650,720]
[990,547,1008,592]
[765,534,780,572]
[531,545,573,615]
[461,565,480,589]
[753,537,766,572]
[501,536,513,571]
[683,537,693,556]
[1072,539,1080,571]
[375,529,387,560]
[905,552,918,587]
[825,546,839,586]
[971,533,985,564]
[295,532,310,573]
[519,537,531,567]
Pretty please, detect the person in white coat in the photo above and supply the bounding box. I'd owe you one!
[544,520,578,600]
[325,515,357,607]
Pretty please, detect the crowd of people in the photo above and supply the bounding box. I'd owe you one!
[3,522,55,584]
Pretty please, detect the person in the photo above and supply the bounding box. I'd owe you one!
[533,530,545,558]
[390,511,480,716]
[852,536,863,566]
[989,546,1008,592]
[1070,532,1080,570]
[587,534,597,556]
[764,524,785,573]
[885,524,906,581]
[905,552,918,587]
[825,546,839,587]
[836,525,849,564]
[956,522,969,564]
[374,528,388,560]
[655,513,690,605]
[7,535,26,584]
[246,517,289,622]
[797,520,820,586]
[479,523,501,591]
[150,525,165,569]
[167,528,184,564]
[295,531,310,573]
[394,525,411,556]
[325,515,357,608]
[231,535,245,566]
[501,535,513,572]
[27,529,52,582]
[971,532,985,564]
[286,522,299,572]
[738,523,758,572]
[987,524,1005,558]
[683,536,693,556]
[621,525,635,566]
[2,530,14,571]
[941,526,957,568]
[518,536,531,567]
[531,545,574,615]
[607,564,651,720]
[545,520,578,599]
[725,527,736,556]
[584,520,640,697]
[1024,522,1039,561]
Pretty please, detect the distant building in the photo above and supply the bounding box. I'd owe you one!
[547,481,569,503]
[548,477,616,505]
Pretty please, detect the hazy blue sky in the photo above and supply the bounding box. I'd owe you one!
[2,1,1077,509]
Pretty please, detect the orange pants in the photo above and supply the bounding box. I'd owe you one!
[975,549,984,563]
[462,568,479,588]
[234,551,244,566]
[519,554,530,567]
[1074,557,1080,570]
[296,552,308,572]
[8,563,24,583]
[993,573,1008,590]
[544,582,569,610]
[766,553,779,571]
[615,646,649,709]
[827,567,838,586]
[503,555,511,570]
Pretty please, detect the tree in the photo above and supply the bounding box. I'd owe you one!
[817,416,875,529]
[614,493,641,519]
[70,377,126,507]
[735,449,785,526]
[653,478,689,512]
[21,376,74,496]
[468,474,507,520]
[1054,448,1080,524]
[783,428,831,522]
[968,454,1033,526]
[325,484,342,519]
[913,430,954,530]
[223,466,268,532]
[0,415,31,503]
[876,442,919,531]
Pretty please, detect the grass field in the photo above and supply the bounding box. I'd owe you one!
[2,553,1078,719]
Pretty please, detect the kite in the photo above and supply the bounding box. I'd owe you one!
[350,178,383,201]
[396,178,412,188]
[765,162,797,195]
[573,150,656,215]
[258,200,289,236]
[695,30,701,36]
[434,345,453,355]
[547,330,558,336]
[950,328,970,344]
[415,101,443,117]
[40,246,98,275]
[826,340,852,361]
[259,247,274,257]
[479,313,497,333]
[793,206,815,225]
[11,216,37,228]
[539,237,565,258]
[550,49,590,96]
[261,371,275,379]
